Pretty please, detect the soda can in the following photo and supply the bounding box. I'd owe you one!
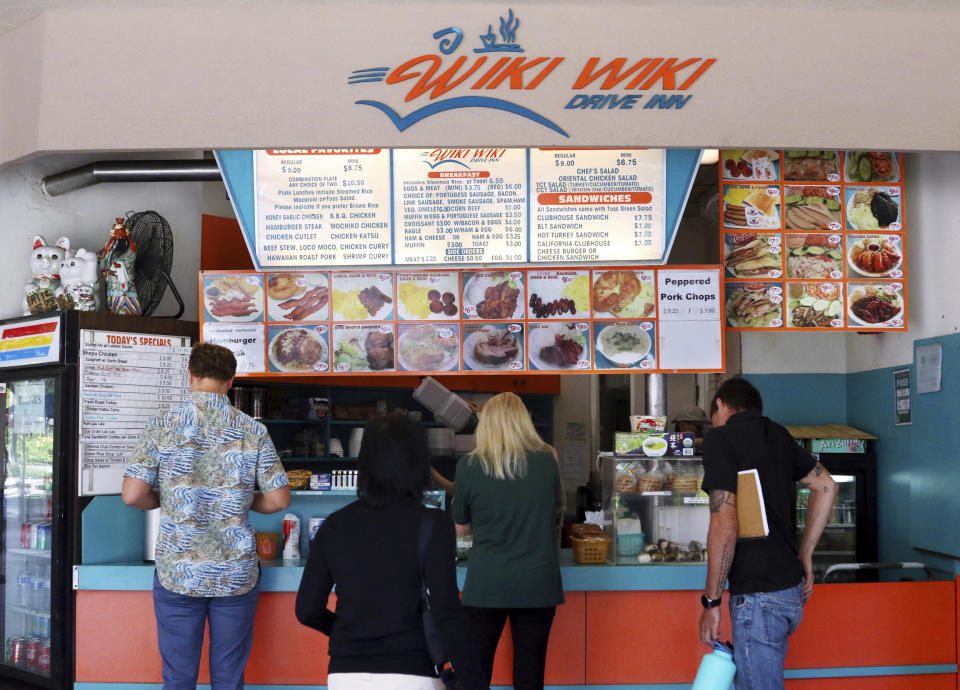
[24,637,38,671]
[20,522,31,549]
[8,637,24,667]
[28,523,38,550]
[36,642,50,675]
[36,523,50,551]
[36,616,50,640]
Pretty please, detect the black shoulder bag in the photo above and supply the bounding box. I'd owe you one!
[417,510,458,690]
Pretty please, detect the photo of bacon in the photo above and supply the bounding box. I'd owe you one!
[278,286,330,321]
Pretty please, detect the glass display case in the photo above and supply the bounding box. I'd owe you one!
[600,454,710,565]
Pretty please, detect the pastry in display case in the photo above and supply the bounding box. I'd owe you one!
[600,454,710,565]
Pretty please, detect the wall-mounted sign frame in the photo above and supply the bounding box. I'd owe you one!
[199,265,724,376]
[719,150,907,332]
[216,148,702,270]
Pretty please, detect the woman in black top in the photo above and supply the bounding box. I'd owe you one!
[295,414,486,690]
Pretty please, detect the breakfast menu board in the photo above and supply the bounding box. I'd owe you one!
[720,150,907,331]
[252,148,665,267]
[198,266,723,376]
[393,148,527,265]
[77,329,192,496]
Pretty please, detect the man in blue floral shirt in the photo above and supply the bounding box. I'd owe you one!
[122,342,290,689]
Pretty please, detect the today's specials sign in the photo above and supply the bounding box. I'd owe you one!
[252,147,665,268]
[198,265,723,376]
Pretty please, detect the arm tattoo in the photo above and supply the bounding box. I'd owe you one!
[798,462,826,488]
[714,543,734,593]
[709,490,735,514]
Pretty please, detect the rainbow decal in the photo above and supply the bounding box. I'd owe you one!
[0,318,60,363]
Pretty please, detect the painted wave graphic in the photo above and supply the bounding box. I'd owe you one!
[357,96,568,137]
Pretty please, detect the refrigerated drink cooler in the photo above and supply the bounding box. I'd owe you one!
[0,312,197,688]
[796,453,878,583]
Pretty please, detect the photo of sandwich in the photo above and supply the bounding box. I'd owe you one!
[724,234,783,279]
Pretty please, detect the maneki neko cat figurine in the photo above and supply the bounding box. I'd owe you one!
[98,218,141,316]
[58,249,102,312]
[22,236,74,315]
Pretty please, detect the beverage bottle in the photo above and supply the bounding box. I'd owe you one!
[16,566,30,607]
[20,564,35,608]
[691,641,736,690]
[35,567,50,612]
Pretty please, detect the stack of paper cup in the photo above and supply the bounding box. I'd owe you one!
[349,427,364,458]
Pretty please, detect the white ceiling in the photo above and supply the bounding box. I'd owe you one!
[0,0,956,36]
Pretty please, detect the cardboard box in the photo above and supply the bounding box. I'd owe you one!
[663,432,697,456]
[615,432,651,456]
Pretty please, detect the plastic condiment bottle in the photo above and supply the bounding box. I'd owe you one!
[691,641,735,690]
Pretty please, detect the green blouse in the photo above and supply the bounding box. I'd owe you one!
[452,449,564,608]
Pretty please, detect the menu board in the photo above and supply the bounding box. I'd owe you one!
[77,330,192,496]
[393,149,527,264]
[529,148,666,262]
[199,266,723,376]
[720,150,907,331]
[253,148,666,267]
[254,149,392,266]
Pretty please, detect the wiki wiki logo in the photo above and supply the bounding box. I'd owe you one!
[348,9,716,137]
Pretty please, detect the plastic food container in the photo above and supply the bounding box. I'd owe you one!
[570,535,611,564]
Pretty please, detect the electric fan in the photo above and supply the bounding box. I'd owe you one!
[125,210,184,318]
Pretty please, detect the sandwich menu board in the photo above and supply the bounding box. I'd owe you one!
[198,266,723,376]
[252,148,665,267]
[720,150,907,331]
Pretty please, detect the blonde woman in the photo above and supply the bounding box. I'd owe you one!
[452,392,563,690]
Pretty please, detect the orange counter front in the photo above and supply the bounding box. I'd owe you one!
[74,571,959,689]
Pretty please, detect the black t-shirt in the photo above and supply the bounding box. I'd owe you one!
[701,409,817,595]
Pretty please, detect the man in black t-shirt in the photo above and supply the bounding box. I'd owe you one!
[697,378,837,690]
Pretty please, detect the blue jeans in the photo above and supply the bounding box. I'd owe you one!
[152,571,261,690]
[728,583,803,690]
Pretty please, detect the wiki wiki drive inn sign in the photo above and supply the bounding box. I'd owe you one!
[344,8,717,140]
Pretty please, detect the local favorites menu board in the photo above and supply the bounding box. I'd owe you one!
[199,267,723,376]
[719,150,907,331]
[253,148,665,267]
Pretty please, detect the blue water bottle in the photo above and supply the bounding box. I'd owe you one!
[691,641,735,690]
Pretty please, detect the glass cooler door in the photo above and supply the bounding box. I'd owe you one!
[1,377,56,678]
[796,473,857,583]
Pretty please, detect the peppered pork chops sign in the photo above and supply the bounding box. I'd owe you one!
[252,147,666,268]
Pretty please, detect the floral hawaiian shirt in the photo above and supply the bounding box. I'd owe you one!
[124,391,288,597]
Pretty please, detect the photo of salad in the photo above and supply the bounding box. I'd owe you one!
[782,150,841,181]
[785,234,843,279]
[845,151,900,183]
[785,282,844,328]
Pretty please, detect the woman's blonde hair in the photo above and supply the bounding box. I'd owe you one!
[469,392,548,480]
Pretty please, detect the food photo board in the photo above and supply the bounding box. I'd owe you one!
[720,150,907,331]
[198,266,724,376]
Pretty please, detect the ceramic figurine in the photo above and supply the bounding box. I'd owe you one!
[23,236,74,315]
[58,248,102,311]
[98,218,141,316]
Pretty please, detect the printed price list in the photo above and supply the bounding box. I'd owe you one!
[393,149,527,265]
